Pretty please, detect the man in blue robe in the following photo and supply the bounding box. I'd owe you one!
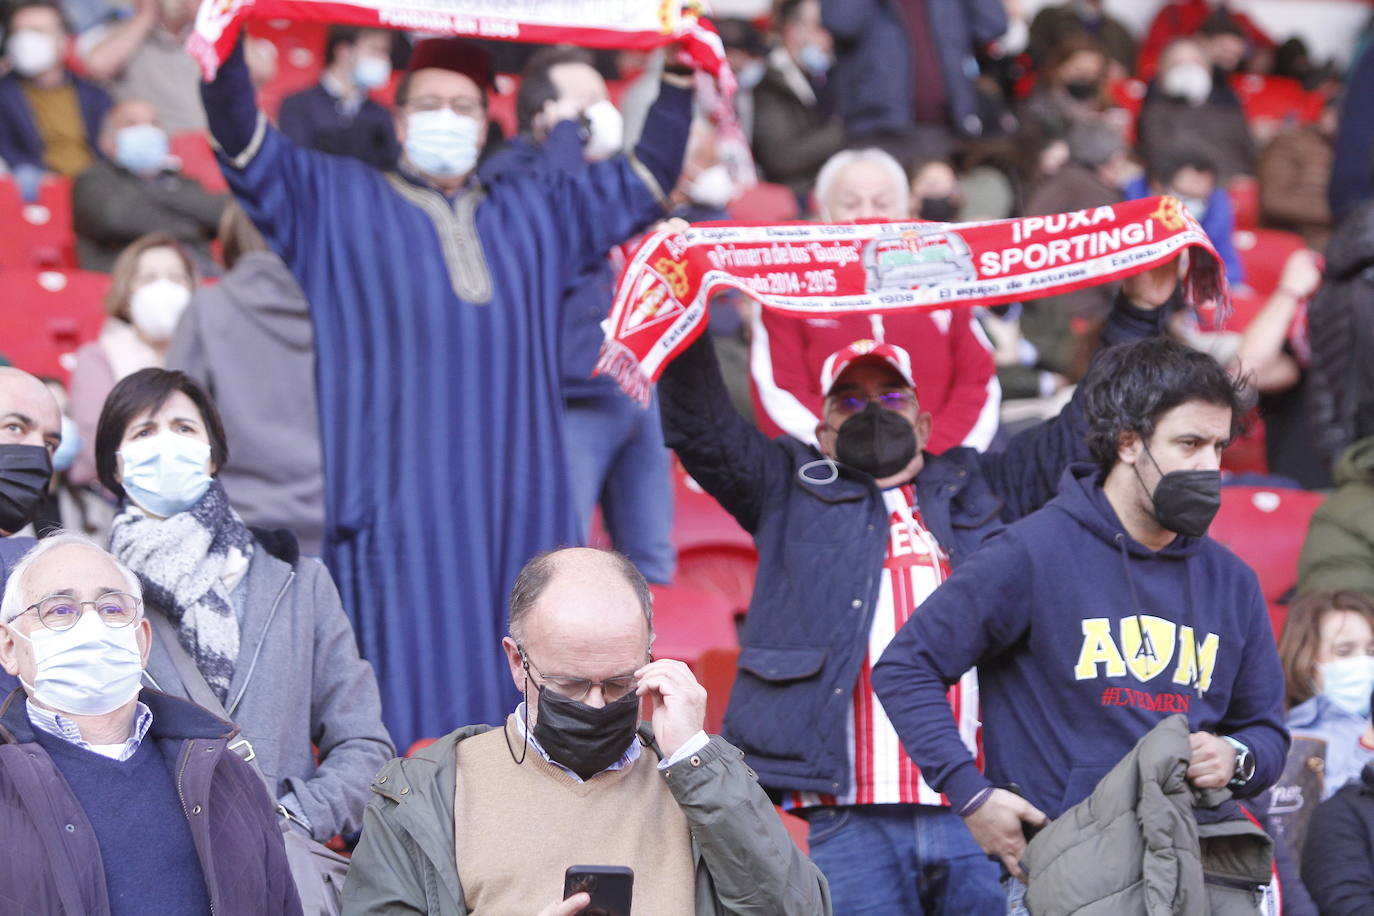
[201,37,693,749]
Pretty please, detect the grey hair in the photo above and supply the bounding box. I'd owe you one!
[507,548,654,648]
[815,147,910,220]
[0,531,143,624]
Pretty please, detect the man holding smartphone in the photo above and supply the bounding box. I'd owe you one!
[341,547,830,915]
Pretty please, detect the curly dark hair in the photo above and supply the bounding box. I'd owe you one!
[1082,337,1247,475]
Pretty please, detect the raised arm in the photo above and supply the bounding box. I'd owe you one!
[749,307,824,442]
[659,333,792,534]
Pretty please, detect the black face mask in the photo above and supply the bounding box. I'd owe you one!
[835,402,918,480]
[1063,78,1100,101]
[0,444,51,534]
[918,195,958,223]
[532,686,640,780]
[1140,448,1222,538]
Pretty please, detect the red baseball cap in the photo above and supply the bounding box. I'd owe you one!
[406,38,495,91]
[819,340,917,396]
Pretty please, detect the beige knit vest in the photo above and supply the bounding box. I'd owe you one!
[452,716,697,915]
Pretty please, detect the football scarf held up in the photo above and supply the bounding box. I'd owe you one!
[187,0,729,83]
[596,196,1229,404]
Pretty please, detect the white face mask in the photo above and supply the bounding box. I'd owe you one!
[8,611,144,717]
[404,109,481,179]
[687,163,736,210]
[1161,62,1212,106]
[582,99,624,162]
[119,432,212,519]
[1319,656,1374,718]
[8,29,59,78]
[353,54,392,91]
[736,60,766,90]
[129,278,191,343]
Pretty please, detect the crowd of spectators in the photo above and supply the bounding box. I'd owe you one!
[3,0,1374,913]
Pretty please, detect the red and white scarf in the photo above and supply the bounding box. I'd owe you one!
[187,0,730,84]
[597,196,1229,404]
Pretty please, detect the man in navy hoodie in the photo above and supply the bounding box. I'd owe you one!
[872,337,1290,889]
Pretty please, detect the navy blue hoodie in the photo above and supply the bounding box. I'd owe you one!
[872,464,1290,819]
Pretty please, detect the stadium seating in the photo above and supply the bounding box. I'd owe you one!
[171,131,229,194]
[0,176,76,269]
[1228,73,1326,125]
[648,581,739,668]
[727,181,801,223]
[675,544,756,619]
[671,458,753,553]
[1227,175,1259,230]
[246,18,329,117]
[0,268,111,382]
[1229,227,1307,330]
[693,645,739,734]
[1209,485,1326,638]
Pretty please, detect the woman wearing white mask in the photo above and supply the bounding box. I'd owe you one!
[67,233,197,492]
[1280,589,1374,798]
[95,368,394,845]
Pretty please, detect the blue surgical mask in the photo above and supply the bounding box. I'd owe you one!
[798,42,832,77]
[1319,656,1374,718]
[353,55,392,91]
[404,109,481,178]
[737,60,766,90]
[118,432,212,519]
[1176,194,1210,222]
[114,124,169,174]
[52,415,80,473]
[8,611,145,717]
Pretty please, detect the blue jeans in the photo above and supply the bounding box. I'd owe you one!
[1003,875,1029,916]
[564,391,675,583]
[803,805,1005,915]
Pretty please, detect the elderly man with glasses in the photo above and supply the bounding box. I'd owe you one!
[342,546,830,916]
[656,262,1180,914]
[0,532,301,914]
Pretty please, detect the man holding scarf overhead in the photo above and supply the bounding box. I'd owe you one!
[657,261,1179,914]
[200,35,693,750]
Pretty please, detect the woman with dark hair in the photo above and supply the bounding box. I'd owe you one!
[94,367,393,846]
[1279,589,1374,798]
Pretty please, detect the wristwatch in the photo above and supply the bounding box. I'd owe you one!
[1222,736,1255,787]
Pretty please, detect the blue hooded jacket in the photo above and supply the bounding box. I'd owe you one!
[873,464,1290,819]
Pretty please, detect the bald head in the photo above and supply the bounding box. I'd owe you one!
[0,367,61,456]
[503,547,653,708]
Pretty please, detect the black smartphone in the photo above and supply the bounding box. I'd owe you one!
[563,865,634,916]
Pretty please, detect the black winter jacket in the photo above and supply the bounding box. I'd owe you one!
[658,292,1164,796]
[1302,761,1374,915]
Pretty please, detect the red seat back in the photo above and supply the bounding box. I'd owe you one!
[672,458,754,553]
[648,582,738,668]
[170,131,228,194]
[693,645,739,734]
[0,176,76,269]
[675,544,757,618]
[1227,176,1259,231]
[0,269,111,382]
[1208,486,1326,635]
[246,19,328,118]
[1229,73,1325,125]
[727,182,800,223]
[1231,228,1306,306]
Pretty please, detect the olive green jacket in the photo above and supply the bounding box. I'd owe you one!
[1299,437,1374,597]
[339,724,830,915]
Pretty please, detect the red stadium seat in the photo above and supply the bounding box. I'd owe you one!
[727,181,800,223]
[171,131,228,194]
[693,645,738,734]
[1229,73,1325,125]
[1231,228,1306,315]
[0,269,110,382]
[777,806,809,853]
[486,74,521,141]
[1208,486,1326,639]
[405,737,438,756]
[247,19,328,118]
[675,544,756,619]
[648,582,738,667]
[0,176,76,269]
[671,457,753,553]
[1221,412,1268,476]
[1227,176,1259,231]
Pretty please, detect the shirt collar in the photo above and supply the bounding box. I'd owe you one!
[26,699,153,762]
[512,702,640,782]
[320,71,364,117]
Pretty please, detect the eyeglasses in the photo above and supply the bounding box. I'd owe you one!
[21,592,142,632]
[518,647,639,702]
[404,95,486,118]
[829,391,917,417]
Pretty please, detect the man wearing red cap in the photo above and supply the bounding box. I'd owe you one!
[657,263,1178,913]
[199,35,694,751]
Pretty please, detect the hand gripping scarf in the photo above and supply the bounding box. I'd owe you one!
[596,196,1230,404]
[187,0,730,86]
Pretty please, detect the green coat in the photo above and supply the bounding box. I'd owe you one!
[1299,437,1374,597]
[339,725,831,915]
